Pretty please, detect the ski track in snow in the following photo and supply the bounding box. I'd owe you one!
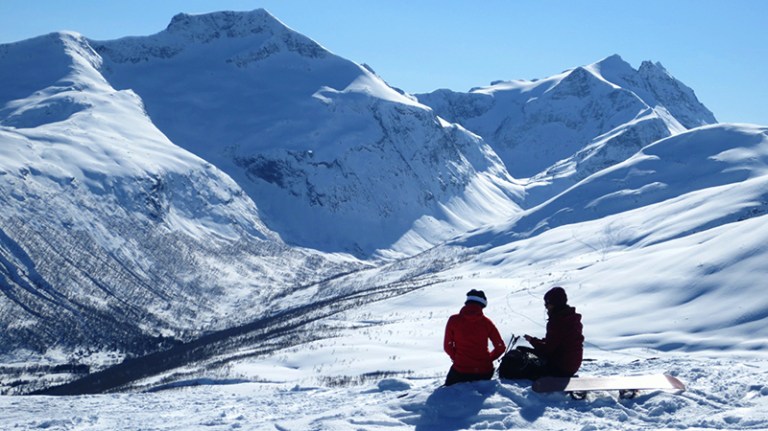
[2,354,767,431]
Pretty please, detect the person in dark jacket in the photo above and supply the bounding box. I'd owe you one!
[523,286,584,377]
[444,289,506,386]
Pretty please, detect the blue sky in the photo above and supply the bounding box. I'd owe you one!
[1,0,766,126]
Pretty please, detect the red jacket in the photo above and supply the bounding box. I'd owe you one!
[529,306,584,376]
[444,304,506,374]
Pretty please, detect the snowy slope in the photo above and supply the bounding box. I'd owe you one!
[460,124,768,248]
[41,123,763,429]
[203,124,768,431]
[366,124,766,353]
[90,10,524,258]
[417,55,717,202]
[4,123,767,427]
[0,31,358,370]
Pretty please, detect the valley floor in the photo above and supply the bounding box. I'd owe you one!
[2,352,767,431]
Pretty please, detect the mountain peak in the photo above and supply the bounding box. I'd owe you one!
[636,59,717,127]
[0,31,107,112]
[551,64,615,98]
[94,8,329,65]
[164,9,283,41]
[591,54,636,76]
[638,60,671,78]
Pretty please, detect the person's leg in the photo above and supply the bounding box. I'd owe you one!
[478,370,494,381]
[446,367,494,386]
[445,366,464,386]
[542,362,575,378]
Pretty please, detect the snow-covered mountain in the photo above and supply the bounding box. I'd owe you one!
[417,54,717,204]
[90,10,524,258]
[0,9,525,377]
[0,30,360,371]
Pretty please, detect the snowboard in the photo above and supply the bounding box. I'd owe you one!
[532,373,685,399]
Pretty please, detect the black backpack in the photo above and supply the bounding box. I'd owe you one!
[498,346,544,380]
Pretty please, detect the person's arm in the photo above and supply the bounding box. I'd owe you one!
[524,334,542,348]
[487,319,506,361]
[530,321,565,357]
[444,317,456,360]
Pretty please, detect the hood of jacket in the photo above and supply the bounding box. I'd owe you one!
[548,305,580,321]
[460,303,486,320]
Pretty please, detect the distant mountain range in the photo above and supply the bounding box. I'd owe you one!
[417,54,716,203]
[2,9,764,393]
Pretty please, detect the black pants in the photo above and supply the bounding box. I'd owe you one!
[444,366,494,386]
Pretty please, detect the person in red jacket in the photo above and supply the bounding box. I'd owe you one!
[524,286,584,377]
[443,289,506,386]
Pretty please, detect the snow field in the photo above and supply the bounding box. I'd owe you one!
[2,354,766,430]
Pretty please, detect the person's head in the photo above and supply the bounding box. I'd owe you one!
[465,289,488,308]
[544,286,568,310]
